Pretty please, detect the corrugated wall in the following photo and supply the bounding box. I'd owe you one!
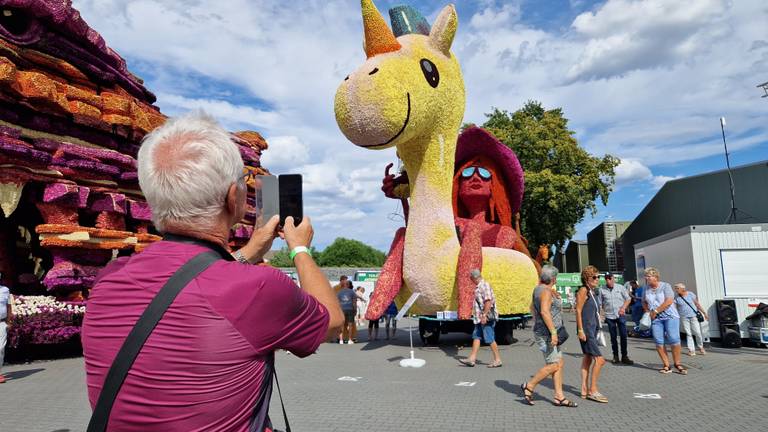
[622,161,768,280]
[691,229,768,337]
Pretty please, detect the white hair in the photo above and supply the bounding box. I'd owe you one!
[540,265,558,285]
[137,111,243,232]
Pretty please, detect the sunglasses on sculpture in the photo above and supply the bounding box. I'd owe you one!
[460,166,492,180]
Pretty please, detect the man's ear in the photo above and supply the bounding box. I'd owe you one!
[225,183,240,216]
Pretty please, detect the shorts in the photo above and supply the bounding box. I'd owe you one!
[343,311,355,324]
[651,317,681,346]
[534,334,562,364]
[471,321,496,344]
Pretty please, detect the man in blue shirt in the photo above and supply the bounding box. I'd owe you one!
[598,273,633,365]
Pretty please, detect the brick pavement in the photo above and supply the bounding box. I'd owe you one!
[1,315,766,432]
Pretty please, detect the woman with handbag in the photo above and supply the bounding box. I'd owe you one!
[575,265,608,403]
[642,268,686,375]
[674,283,707,356]
[521,266,577,407]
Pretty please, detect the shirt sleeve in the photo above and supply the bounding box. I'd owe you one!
[663,283,675,301]
[207,264,329,358]
[622,287,630,302]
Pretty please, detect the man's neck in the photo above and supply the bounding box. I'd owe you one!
[163,222,231,252]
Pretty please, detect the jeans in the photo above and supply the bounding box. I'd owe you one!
[471,321,496,344]
[0,322,6,373]
[605,315,628,357]
[651,317,681,346]
[681,317,704,351]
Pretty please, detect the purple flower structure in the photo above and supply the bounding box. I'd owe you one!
[8,296,86,348]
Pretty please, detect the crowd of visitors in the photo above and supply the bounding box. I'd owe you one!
[514,264,707,407]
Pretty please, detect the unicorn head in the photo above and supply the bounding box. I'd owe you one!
[335,1,465,153]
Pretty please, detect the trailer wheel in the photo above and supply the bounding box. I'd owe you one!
[419,319,440,346]
[495,321,515,345]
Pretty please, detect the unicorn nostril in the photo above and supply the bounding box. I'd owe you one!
[368,68,379,75]
[344,75,349,81]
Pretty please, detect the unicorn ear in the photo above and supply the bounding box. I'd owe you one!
[429,4,458,56]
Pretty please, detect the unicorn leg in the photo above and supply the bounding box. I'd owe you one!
[365,227,405,320]
[457,221,483,320]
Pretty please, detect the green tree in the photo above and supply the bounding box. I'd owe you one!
[317,237,386,267]
[479,101,619,253]
[268,246,321,267]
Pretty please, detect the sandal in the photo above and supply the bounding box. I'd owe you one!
[659,365,672,374]
[553,397,578,407]
[459,359,476,367]
[520,382,535,405]
[674,364,688,375]
[487,361,503,368]
[586,392,608,403]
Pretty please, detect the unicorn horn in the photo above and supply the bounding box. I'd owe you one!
[362,0,401,58]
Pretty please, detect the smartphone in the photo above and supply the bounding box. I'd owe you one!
[278,174,303,226]
[254,175,279,228]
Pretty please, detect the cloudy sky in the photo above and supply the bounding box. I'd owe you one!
[72,0,767,251]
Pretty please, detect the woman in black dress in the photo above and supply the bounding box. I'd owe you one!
[575,265,608,403]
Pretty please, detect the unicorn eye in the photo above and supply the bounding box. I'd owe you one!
[420,58,439,88]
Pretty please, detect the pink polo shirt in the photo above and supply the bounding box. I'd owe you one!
[82,240,329,431]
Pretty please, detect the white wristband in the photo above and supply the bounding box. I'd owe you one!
[290,246,311,260]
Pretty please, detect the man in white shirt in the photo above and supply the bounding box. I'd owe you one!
[0,271,12,383]
[598,273,633,365]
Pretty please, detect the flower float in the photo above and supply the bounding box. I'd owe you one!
[0,2,268,305]
[336,1,538,317]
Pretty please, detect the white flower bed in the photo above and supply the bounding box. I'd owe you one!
[12,295,86,316]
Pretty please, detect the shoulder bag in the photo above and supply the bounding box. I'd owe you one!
[534,291,569,346]
[590,291,607,347]
[678,294,705,323]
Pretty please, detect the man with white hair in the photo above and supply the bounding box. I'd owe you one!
[82,112,343,431]
[0,271,11,384]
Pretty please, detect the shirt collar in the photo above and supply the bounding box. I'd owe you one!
[162,233,235,261]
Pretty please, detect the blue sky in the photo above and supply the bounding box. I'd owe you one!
[72,0,767,251]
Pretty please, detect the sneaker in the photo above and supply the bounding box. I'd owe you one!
[612,355,620,364]
[347,340,355,344]
[699,348,706,355]
[621,357,634,365]
[338,339,344,344]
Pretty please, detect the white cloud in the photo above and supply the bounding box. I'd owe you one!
[650,174,682,189]
[567,0,728,82]
[157,93,280,129]
[70,0,768,250]
[614,158,652,185]
[260,136,310,171]
[614,158,686,190]
[469,1,522,30]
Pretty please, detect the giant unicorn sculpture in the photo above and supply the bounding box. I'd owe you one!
[335,1,538,317]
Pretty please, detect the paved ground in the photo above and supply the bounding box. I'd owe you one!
[1,316,767,432]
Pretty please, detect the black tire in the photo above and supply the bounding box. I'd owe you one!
[419,319,440,346]
[495,321,514,345]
